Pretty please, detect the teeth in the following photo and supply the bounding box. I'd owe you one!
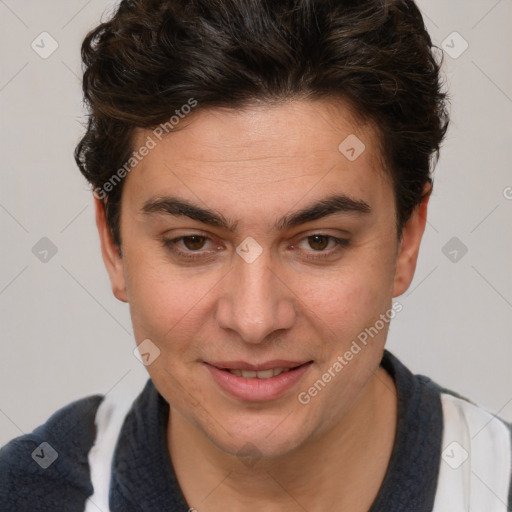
[228,368,291,379]
[272,368,291,377]
[254,369,273,379]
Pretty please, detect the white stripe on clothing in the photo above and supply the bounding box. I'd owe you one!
[432,393,511,512]
[84,376,144,512]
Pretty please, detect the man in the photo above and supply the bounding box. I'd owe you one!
[1,0,511,510]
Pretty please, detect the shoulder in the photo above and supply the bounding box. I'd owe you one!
[0,394,104,512]
[380,350,512,510]
[433,387,512,511]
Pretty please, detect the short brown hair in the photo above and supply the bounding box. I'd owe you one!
[75,0,449,248]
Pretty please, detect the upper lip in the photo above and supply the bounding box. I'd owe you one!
[205,360,312,371]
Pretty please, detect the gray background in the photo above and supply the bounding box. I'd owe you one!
[1,0,511,447]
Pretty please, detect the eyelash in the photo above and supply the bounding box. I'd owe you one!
[161,234,350,262]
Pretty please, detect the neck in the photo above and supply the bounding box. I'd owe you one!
[167,366,397,512]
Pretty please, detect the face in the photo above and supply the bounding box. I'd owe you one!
[96,99,428,459]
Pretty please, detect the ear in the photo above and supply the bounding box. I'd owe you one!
[94,196,128,303]
[392,183,431,297]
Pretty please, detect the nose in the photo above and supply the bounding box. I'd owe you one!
[215,246,297,344]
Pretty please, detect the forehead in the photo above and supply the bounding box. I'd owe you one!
[125,99,392,220]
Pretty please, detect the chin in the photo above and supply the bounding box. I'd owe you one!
[202,409,317,462]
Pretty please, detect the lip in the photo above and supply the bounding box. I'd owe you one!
[204,361,313,402]
[206,360,308,371]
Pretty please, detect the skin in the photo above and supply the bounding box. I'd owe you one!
[95,99,430,511]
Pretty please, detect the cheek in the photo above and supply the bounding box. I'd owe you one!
[122,249,216,349]
[296,252,395,335]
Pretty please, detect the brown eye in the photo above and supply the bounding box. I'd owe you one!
[307,235,330,251]
[182,235,207,250]
[161,234,220,262]
[294,234,350,261]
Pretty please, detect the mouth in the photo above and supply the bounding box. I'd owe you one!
[203,360,313,401]
[206,360,311,377]
[224,367,297,378]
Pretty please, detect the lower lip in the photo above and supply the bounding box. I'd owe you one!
[204,362,312,402]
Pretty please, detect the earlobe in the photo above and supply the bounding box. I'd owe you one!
[94,196,128,303]
[392,184,431,298]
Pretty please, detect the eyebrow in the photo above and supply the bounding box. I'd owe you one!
[141,194,371,232]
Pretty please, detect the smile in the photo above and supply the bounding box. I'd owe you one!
[226,368,292,378]
[204,361,313,401]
